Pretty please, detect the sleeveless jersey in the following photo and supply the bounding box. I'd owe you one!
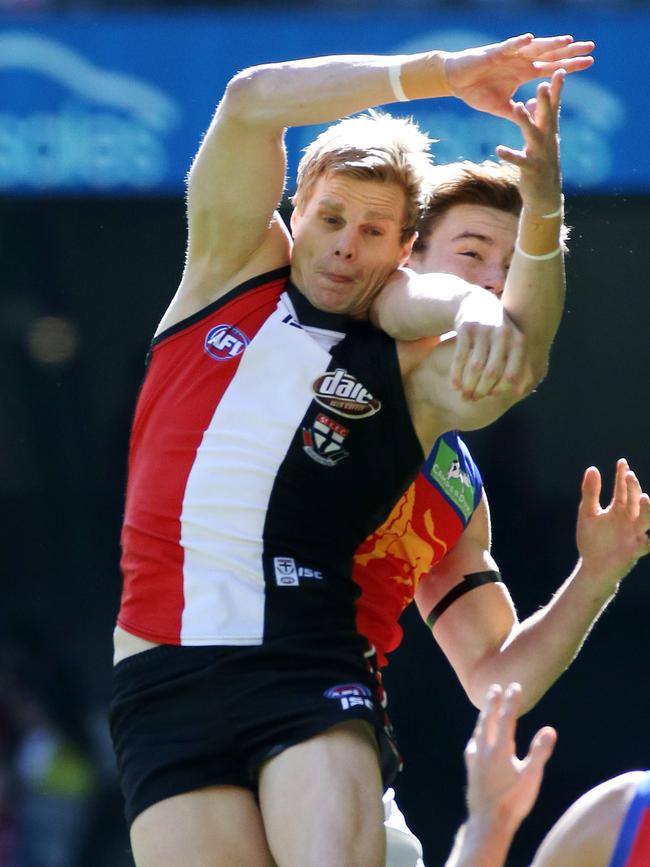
[354,431,482,666]
[118,269,423,647]
[610,772,650,867]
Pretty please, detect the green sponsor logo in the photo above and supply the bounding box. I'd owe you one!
[429,439,475,521]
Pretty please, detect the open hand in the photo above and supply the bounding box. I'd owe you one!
[465,683,557,832]
[576,459,650,585]
[444,33,594,121]
[496,69,564,215]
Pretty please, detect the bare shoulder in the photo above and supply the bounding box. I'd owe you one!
[154,213,292,337]
[531,771,646,867]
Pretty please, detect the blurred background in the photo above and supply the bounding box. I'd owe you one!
[1,3,649,866]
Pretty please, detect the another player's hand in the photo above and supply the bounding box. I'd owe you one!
[464,683,557,833]
[443,34,594,121]
[576,460,650,588]
[452,292,535,401]
[496,69,564,215]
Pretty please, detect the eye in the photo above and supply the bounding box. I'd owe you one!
[322,215,341,226]
[365,226,384,237]
[460,249,481,260]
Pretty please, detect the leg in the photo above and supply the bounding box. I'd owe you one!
[130,784,275,867]
[258,720,385,867]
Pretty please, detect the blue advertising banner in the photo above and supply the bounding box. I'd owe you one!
[0,9,646,195]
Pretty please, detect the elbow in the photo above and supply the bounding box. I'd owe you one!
[222,65,276,124]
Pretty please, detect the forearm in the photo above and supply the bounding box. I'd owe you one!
[501,206,565,384]
[226,52,451,129]
[370,269,474,339]
[472,560,618,714]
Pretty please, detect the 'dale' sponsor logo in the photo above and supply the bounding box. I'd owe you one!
[312,368,381,419]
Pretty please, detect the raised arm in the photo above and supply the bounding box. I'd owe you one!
[444,683,556,867]
[417,461,650,715]
[162,36,592,332]
[395,71,570,438]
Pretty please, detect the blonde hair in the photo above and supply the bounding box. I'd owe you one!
[293,112,434,243]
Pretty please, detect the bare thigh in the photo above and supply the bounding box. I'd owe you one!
[130,784,275,867]
[258,720,385,867]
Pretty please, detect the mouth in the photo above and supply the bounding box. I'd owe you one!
[321,272,354,284]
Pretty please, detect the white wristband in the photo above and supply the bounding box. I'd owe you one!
[539,195,565,219]
[388,63,409,102]
[514,244,562,261]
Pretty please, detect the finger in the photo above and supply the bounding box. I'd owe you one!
[524,726,557,774]
[482,684,503,749]
[496,682,521,754]
[524,96,538,120]
[495,144,528,168]
[579,466,602,518]
[612,458,630,508]
[458,329,491,400]
[533,57,595,76]
[528,39,595,61]
[519,34,573,58]
[499,33,535,55]
[470,333,510,399]
[498,332,527,395]
[626,471,642,521]
[450,329,472,392]
[548,68,566,109]
[637,494,650,549]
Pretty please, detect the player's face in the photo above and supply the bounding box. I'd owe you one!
[409,203,518,299]
[290,173,415,318]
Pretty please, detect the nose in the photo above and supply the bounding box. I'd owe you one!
[482,264,507,298]
[334,227,357,260]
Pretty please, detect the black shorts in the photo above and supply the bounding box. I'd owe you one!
[109,634,401,827]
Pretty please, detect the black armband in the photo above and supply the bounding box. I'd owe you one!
[426,571,503,629]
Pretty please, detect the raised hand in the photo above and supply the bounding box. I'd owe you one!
[576,459,650,587]
[464,683,557,832]
[496,69,564,215]
[443,33,594,121]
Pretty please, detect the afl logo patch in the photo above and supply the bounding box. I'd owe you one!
[324,683,372,700]
[312,368,381,419]
[204,324,249,361]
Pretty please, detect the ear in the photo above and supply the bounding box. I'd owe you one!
[290,207,300,233]
[399,231,418,267]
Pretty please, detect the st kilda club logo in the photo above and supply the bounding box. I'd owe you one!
[312,368,381,419]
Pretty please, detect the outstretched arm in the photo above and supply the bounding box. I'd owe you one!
[417,461,650,714]
[444,683,556,867]
[389,71,570,437]
[170,36,592,331]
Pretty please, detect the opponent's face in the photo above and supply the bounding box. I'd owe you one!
[409,203,518,299]
[290,173,415,319]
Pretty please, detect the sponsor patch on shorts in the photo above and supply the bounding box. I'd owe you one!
[324,683,375,711]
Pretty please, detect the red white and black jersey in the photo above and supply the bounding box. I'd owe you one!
[118,268,423,647]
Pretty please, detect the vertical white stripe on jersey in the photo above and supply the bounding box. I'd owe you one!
[179,299,335,644]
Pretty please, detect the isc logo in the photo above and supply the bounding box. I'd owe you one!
[273,557,323,586]
[204,324,250,361]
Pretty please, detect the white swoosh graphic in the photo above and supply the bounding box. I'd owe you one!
[0,31,180,131]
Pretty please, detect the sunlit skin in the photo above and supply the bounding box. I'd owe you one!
[290,173,416,318]
[410,203,519,299]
